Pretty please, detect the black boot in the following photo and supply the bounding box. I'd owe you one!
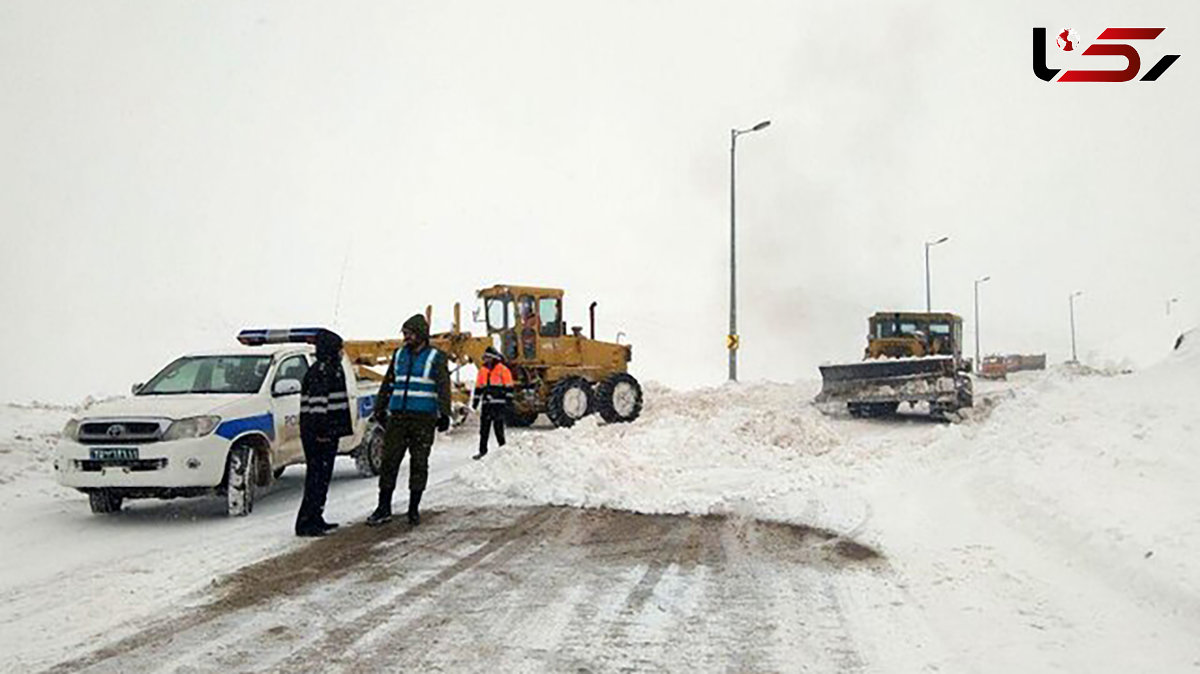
[367,488,393,526]
[407,489,423,526]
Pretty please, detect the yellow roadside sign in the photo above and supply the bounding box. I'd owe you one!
[726,334,740,351]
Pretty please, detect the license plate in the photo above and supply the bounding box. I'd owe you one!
[90,447,139,462]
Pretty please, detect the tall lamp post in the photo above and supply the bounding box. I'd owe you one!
[1167,297,1179,315]
[1069,290,1084,363]
[924,236,950,312]
[973,275,991,367]
[728,119,771,382]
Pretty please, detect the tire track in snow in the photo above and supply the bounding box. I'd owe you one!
[41,507,881,673]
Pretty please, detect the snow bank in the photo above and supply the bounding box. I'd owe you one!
[454,330,1200,547]
[0,404,74,495]
[452,382,851,520]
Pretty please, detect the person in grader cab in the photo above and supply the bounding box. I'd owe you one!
[295,330,352,537]
[367,314,452,527]
[472,346,513,460]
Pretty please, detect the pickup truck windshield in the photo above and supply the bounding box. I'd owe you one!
[138,356,272,395]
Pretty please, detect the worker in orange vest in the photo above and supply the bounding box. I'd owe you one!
[473,346,514,460]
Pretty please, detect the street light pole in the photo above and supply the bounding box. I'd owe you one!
[1069,291,1083,363]
[973,275,991,368]
[1167,297,1179,315]
[924,236,949,312]
[729,119,771,383]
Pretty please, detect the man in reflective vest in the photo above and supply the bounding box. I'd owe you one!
[472,346,513,460]
[367,314,451,526]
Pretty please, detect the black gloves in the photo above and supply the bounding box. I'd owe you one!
[436,415,451,433]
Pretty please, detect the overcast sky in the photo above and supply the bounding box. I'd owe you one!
[2,0,1198,404]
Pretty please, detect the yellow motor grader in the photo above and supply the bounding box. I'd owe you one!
[816,311,974,419]
[345,284,643,429]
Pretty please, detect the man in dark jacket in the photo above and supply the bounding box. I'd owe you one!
[367,314,452,526]
[295,330,352,537]
[472,346,513,460]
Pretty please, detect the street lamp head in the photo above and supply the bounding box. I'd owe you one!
[1072,290,1084,298]
[735,120,772,136]
[977,275,991,283]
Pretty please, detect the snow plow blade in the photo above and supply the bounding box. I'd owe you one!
[816,356,971,416]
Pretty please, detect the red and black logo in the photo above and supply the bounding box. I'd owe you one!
[1033,27,1180,82]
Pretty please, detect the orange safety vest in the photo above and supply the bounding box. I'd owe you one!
[476,363,514,388]
[475,362,514,406]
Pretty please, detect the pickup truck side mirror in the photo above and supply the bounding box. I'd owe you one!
[131,382,144,395]
[273,379,302,397]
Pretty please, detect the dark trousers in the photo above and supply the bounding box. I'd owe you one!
[478,405,507,455]
[379,414,436,495]
[296,435,338,532]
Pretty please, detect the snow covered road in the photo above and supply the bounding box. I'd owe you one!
[46,507,885,673]
[3,334,1199,672]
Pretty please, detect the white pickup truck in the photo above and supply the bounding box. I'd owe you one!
[55,330,382,516]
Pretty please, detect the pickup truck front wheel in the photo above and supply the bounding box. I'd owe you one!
[226,446,258,517]
[354,423,384,477]
[88,490,123,515]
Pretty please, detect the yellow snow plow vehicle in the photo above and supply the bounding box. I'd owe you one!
[345,284,643,429]
[816,311,974,418]
[473,284,642,428]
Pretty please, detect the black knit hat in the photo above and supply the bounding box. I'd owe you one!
[402,314,430,340]
[483,346,503,362]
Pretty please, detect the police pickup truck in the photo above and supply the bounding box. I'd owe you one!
[55,329,382,516]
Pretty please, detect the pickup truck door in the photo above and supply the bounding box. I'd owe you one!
[270,354,309,465]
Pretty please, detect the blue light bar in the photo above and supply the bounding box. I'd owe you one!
[237,327,326,346]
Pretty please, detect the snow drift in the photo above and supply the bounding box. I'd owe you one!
[453,381,855,521]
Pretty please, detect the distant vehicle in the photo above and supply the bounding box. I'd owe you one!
[1003,354,1047,372]
[816,311,974,419]
[55,329,380,516]
[979,355,1008,380]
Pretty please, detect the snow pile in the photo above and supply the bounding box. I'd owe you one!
[453,381,849,518]
[455,332,1200,552]
[869,327,1200,662]
[0,403,74,493]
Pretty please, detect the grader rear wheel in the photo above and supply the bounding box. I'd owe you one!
[596,373,643,423]
[546,377,593,428]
